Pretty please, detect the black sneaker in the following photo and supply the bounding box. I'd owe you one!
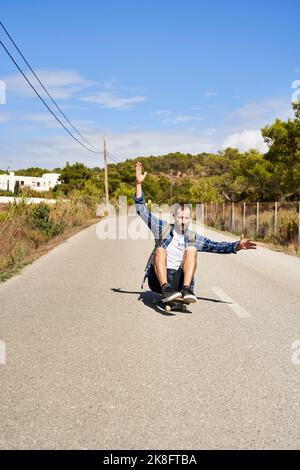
[181,286,197,303]
[161,284,182,303]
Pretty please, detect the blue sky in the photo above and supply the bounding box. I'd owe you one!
[0,0,299,169]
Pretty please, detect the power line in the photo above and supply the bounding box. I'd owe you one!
[107,151,123,163]
[107,152,121,164]
[0,21,102,154]
[0,24,123,166]
[0,40,104,155]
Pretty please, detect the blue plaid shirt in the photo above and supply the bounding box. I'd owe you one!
[134,192,239,287]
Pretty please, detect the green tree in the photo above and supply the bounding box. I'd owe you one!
[58,162,93,195]
[222,150,273,202]
[190,177,223,203]
[15,167,51,177]
[261,101,300,201]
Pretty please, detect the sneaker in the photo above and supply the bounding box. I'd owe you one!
[181,286,197,303]
[161,284,182,303]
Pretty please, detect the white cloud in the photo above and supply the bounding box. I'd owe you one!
[0,111,11,123]
[0,129,219,170]
[200,128,216,136]
[2,90,294,169]
[204,91,218,97]
[105,130,215,156]
[0,124,274,171]
[4,69,94,100]
[21,113,58,123]
[226,98,293,129]
[152,110,172,116]
[81,92,147,109]
[164,115,203,124]
[152,109,203,124]
[101,81,115,90]
[221,129,268,152]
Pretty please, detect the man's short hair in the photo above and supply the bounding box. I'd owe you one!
[172,202,192,216]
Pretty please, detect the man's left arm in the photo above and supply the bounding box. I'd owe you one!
[194,232,257,253]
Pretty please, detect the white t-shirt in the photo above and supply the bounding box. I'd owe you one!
[167,229,185,270]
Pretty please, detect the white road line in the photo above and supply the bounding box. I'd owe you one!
[210,287,251,318]
[0,340,6,365]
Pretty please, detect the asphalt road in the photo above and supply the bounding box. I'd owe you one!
[1,217,300,449]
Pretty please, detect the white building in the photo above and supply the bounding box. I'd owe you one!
[0,171,61,192]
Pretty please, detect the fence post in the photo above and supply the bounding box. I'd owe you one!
[222,202,225,226]
[232,202,235,232]
[298,201,300,243]
[200,203,204,227]
[274,201,278,235]
[242,202,246,234]
[256,202,259,236]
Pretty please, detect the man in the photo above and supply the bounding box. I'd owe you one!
[134,161,257,304]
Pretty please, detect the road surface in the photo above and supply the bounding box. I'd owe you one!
[1,216,300,449]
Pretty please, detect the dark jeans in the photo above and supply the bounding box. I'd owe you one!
[148,264,185,294]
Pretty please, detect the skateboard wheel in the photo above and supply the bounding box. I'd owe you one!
[165,305,171,312]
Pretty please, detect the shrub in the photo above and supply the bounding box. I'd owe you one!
[0,211,9,222]
[27,203,64,238]
[10,242,30,265]
[272,209,299,246]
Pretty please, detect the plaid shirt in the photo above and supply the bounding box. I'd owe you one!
[134,192,239,287]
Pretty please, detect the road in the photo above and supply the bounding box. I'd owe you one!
[1,216,300,449]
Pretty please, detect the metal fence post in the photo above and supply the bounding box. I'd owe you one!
[274,201,278,235]
[242,202,246,235]
[256,202,259,236]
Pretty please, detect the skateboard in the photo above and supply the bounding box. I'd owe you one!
[153,296,192,313]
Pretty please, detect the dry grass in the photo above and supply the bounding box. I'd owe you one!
[0,194,104,283]
[205,205,300,257]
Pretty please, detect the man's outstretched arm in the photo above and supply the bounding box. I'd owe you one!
[134,161,167,238]
[194,232,257,253]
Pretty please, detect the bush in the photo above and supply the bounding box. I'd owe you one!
[0,190,14,196]
[256,211,274,240]
[0,211,9,222]
[22,227,48,249]
[272,209,299,246]
[0,195,100,283]
[27,203,64,238]
[10,242,30,265]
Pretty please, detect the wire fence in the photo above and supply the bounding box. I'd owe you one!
[202,201,300,250]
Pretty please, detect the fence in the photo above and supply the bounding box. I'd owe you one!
[202,201,300,249]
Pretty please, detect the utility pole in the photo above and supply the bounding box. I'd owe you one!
[103,137,109,207]
[6,159,12,172]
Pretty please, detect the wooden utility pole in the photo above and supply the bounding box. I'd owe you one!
[103,137,109,207]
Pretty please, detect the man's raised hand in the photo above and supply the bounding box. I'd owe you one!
[237,234,257,250]
[136,161,147,184]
